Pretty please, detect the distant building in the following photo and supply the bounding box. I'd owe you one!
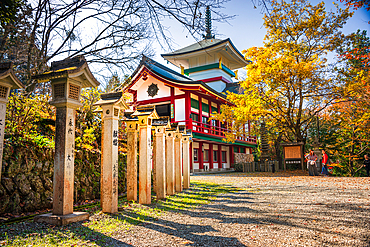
[124,8,257,172]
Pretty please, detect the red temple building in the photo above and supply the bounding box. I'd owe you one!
[124,14,257,172]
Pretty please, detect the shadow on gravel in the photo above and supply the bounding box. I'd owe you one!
[118,209,247,246]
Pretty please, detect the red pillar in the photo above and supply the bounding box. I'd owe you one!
[199,141,204,171]
[185,91,191,129]
[170,87,175,122]
[198,95,202,131]
[209,143,213,170]
[218,144,222,169]
[190,142,193,171]
[230,145,234,168]
[217,103,221,135]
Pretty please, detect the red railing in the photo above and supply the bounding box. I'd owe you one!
[174,119,257,143]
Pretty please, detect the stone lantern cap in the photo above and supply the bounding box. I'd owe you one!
[0,62,24,89]
[178,125,186,133]
[131,105,159,119]
[166,122,178,132]
[94,91,128,110]
[122,110,137,120]
[32,56,100,88]
[152,116,171,128]
[185,129,192,136]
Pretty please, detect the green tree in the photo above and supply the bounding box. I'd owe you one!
[214,0,353,147]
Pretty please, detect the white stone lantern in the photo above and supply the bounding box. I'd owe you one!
[33,56,100,225]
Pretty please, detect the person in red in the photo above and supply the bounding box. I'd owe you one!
[305,150,319,176]
[321,149,329,176]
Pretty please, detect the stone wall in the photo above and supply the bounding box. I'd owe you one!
[234,153,254,164]
[0,140,127,214]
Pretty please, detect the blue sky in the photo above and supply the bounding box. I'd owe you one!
[152,0,370,71]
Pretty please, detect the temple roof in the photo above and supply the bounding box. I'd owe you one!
[128,56,230,101]
[137,56,192,83]
[161,38,249,70]
[162,39,224,56]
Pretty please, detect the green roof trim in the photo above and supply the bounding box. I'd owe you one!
[184,63,235,77]
[193,133,257,147]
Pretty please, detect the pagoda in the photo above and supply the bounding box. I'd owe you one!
[125,7,256,172]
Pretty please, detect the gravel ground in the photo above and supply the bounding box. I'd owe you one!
[111,171,370,247]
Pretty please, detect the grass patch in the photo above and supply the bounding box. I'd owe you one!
[0,181,241,246]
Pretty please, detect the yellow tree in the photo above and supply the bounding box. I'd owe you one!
[214,0,353,145]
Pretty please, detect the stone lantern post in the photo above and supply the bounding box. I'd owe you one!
[123,115,138,202]
[95,92,128,213]
[0,63,24,180]
[182,129,192,189]
[33,56,99,225]
[174,129,183,193]
[152,117,170,199]
[132,106,158,204]
[165,126,176,195]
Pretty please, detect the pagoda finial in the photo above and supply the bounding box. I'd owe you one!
[203,6,215,39]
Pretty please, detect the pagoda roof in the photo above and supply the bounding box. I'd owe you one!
[0,62,24,89]
[161,38,249,70]
[127,56,230,102]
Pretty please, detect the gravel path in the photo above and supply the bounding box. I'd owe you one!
[112,171,370,246]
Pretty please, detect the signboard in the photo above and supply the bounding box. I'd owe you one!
[284,146,301,159]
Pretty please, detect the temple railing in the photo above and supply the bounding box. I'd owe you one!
[174,119,257,144]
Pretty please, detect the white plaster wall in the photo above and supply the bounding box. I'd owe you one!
[193,142,199,148]
[135,76,171,101]
[213,145,218,150]
[175,87,185,96]
[203,143,209,149]
[193,162,199,170]
[175,98,185,122]
[191,108,199,113]
[189,69,232,82]
[202,98,208,104]
[246,148,250,154]
[222,146,228,151]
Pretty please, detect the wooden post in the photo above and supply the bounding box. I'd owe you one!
[138,117,152,204]
[96,92,127,213]
[175,132,183,192]
[154,126,166,199]
[182,135,191,189]
[131,106,159,205]
[33,56,99,225]
[125,120,138,202]
[165,130,175,195]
